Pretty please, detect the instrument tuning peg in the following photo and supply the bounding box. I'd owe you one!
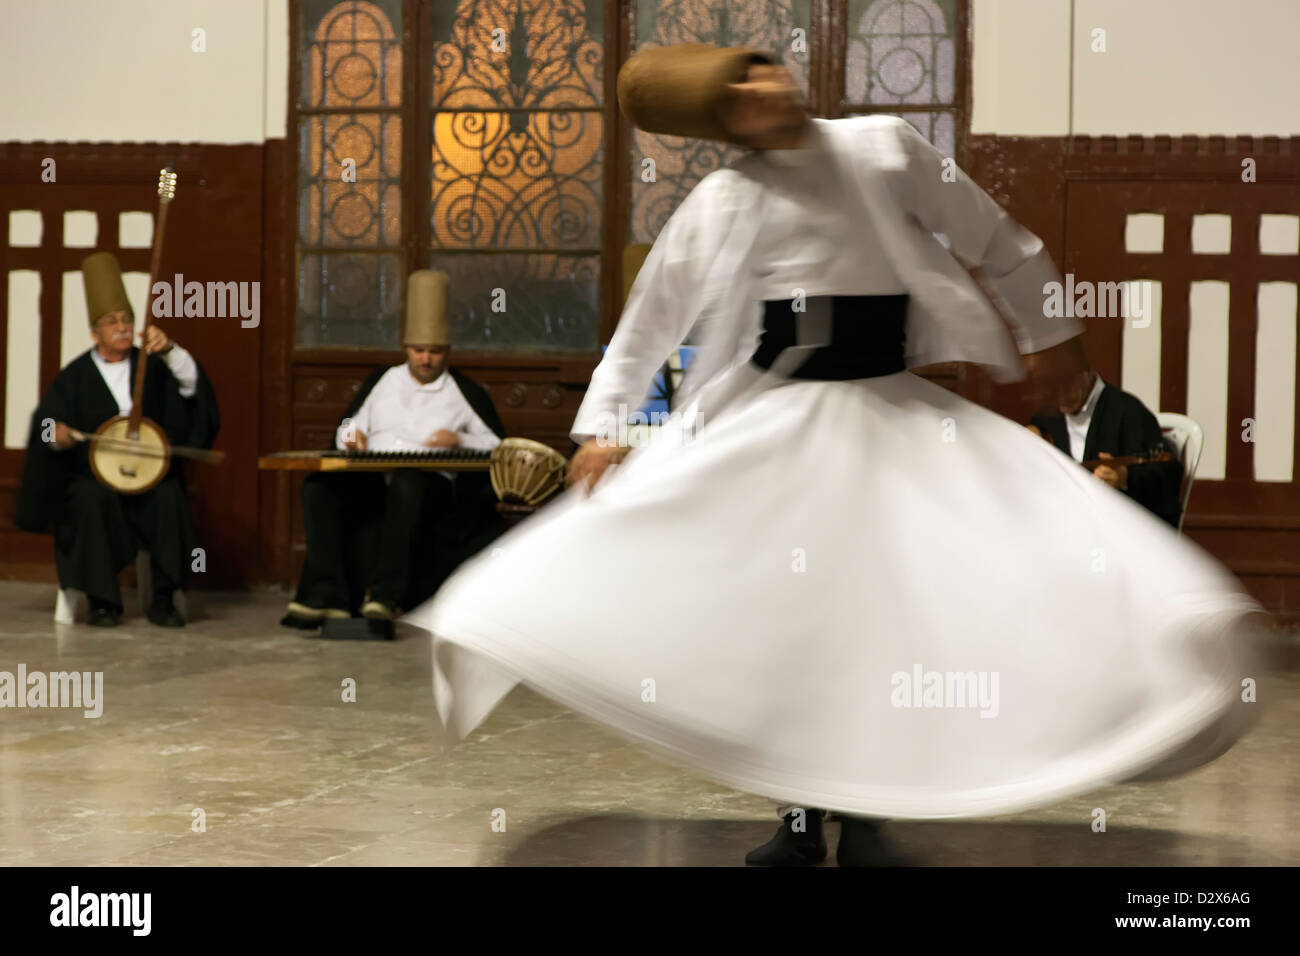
[157,166,177,200]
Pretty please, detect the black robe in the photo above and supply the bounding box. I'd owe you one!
[1032,382,1183,528]
[294,365,508,611]
[14,347,220,605]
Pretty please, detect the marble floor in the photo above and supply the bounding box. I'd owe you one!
[0,580,1296,867]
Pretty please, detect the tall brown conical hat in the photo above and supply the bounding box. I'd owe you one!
[404,269,450,346]
[622,244,652,309]
[81,252,132,324]
[617,44,773,143]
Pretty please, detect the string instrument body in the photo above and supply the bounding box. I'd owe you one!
[89,415,171,494]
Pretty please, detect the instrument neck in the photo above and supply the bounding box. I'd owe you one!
[129,195,171,437]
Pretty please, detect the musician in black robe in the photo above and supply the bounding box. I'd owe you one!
[1031,364,1184,527]
[14,253,220,627]
[282,269,507,628]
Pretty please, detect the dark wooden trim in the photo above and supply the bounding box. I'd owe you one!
[815,0,839,118]
[409,0,426,276]
[601,0,630,346]
[258,136,293,587]
[956,0,970,168]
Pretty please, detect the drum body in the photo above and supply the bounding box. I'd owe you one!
[489,438,567,506]
[89,416,171,494]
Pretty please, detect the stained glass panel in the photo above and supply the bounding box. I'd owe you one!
[845,0,956,106]
[297,252,403,347]
[430,2,605,352]
[298,0,403,347]
[432,0,604,108]
[299,115,403,246]
[300,0,403,108]
[431,110,603,250]
[434,253,599,351]
[630,0,811,244]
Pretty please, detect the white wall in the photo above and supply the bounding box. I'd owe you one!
[971,0,1071,135]
[0,0,287,143]
[973,0,1300,135]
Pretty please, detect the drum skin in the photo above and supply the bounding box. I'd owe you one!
[89,416,170,495]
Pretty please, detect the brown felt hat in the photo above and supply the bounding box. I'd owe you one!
[81,252,132,324]
[404,269,450,347]
[617,44,773,143]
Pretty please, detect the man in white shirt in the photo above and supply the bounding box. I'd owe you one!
[15,252,221,627]
[1031,358,1183,527]
[282,270,506,628]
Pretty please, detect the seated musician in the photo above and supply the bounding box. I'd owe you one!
[282,269,506,628]
[1030,353,1183,527]
[14,252,220,627]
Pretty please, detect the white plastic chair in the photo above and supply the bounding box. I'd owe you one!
[1156,412,1204,534]
[54,551,188,624]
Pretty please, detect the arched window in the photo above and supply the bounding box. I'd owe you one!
[845,0,960,158]
[297,0,404,347]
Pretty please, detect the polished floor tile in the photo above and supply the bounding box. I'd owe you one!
[1,582,1296,866]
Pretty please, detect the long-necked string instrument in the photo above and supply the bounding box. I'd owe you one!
[1080,449,1173,471]
[1026,426,1173,471]
[85,168,224,493]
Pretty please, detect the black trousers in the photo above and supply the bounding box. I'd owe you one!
[294,470,489,612]
[54,474,195,609]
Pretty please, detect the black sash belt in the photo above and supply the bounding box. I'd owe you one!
[750,294,908,381]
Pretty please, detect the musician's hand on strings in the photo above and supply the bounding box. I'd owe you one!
[343,429,367,452]
[141,325,173,355]
[567,439,630,493]
[1094,452,1127,489]
[425,429,460,449]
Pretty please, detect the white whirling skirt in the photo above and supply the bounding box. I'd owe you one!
[406,369,1262,819]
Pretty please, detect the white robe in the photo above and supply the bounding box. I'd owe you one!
[572,117,1081,443]
[407,117,1263,820]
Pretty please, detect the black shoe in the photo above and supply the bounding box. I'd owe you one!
[745,810,827,866]
[836,817,902,867]
[87,604,120,628]
[147,597,185,628]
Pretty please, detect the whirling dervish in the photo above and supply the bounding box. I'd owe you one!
[406,44,1264,866]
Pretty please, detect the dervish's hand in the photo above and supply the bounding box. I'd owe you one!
[566,439,630,492]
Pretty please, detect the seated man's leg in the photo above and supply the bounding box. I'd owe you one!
[125,475,197,626]
[365,470,455,614]
[54,475,136,625]
[287,473,384,624]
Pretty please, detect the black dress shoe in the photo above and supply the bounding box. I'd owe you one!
[87,605,120,628]
[147,598,185,628]
[745,809,827,866]
[836,817,903,867]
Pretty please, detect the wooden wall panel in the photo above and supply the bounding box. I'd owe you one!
[966,133,1300,618]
